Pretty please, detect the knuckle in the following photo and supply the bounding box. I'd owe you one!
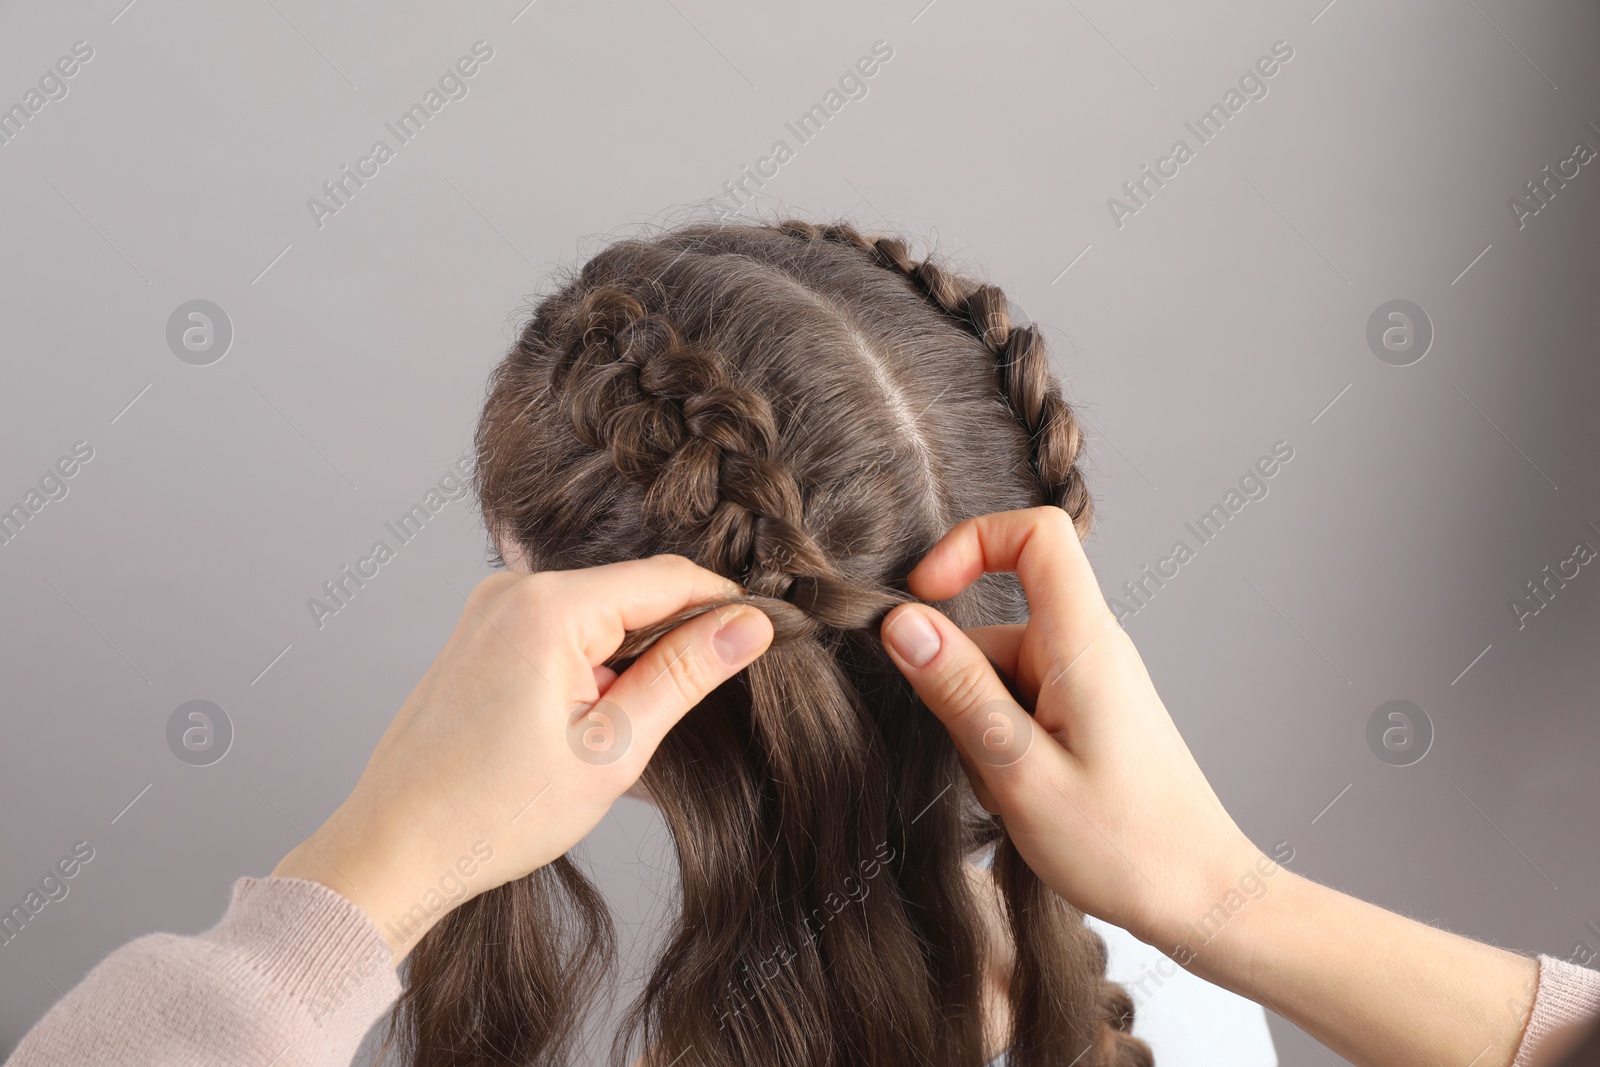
[932,656,994,718]
[471,570,519,601]
[511,569,561,608]
[654,552,697,575]
[492,571,563,637]
[654,636,716,704]
[1034,504,1074,534]
[457,574,556,656]
[464,571,522,626]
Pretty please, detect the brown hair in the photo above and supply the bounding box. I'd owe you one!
[388,219,1151,1067]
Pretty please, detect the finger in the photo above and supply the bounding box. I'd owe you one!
[880,603,1049,789]
[907,507,1110,635]
[956,747,1001,815]
[593,664,618,697]
[545,554,742,665]
[967,625,1024,685]
[580,603,773,774]
[967,623,1050,712]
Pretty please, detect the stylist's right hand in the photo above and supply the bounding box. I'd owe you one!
[273,555,773,960]
[881,507,1259,954]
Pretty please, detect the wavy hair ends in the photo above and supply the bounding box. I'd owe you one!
[387,218,1151,1067]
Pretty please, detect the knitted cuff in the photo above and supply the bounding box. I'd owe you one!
[1513,955,1600,1067]
[201,875,403,1040]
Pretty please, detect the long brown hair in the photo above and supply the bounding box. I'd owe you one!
[388,219,1151,1067]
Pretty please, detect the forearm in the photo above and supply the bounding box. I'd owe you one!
[5,877,401,1067]
[1170,863,1537,1067]
[273,810,441,961]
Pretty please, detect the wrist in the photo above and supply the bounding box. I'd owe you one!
[273,814,434,961]
[1166,855,1315,994]
[1146,836,1292,969]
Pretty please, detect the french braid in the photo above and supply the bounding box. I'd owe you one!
[550,279,911,639]
[775,219,1095,537]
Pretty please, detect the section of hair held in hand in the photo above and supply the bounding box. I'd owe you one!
[385,218,1149,1066]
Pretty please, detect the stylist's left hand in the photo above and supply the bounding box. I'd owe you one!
[273,554,773,959]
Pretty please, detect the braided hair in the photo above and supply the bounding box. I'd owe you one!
[776,220,1094,536]
[391,219,1150,1067]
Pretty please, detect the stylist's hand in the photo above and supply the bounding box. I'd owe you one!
[274,555,772,960]
[880,507,1258,952]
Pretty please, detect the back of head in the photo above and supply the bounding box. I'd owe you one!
[391,220,1151,1067]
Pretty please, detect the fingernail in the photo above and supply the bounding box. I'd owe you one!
[886,609,941,667]
[712,607,768,665]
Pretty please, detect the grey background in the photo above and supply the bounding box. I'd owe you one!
[1,0,1597,1063]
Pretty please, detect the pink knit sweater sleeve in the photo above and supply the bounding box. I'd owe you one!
[1513,956,1600,1067]
[4,876,402,1067]
[7,878,1598,1067]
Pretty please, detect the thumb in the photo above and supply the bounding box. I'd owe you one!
[582,603,773,773]
[881,604,1039,783]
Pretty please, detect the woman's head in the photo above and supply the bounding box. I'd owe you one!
[390,219,1148,1067]
[474,219,1091,602]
